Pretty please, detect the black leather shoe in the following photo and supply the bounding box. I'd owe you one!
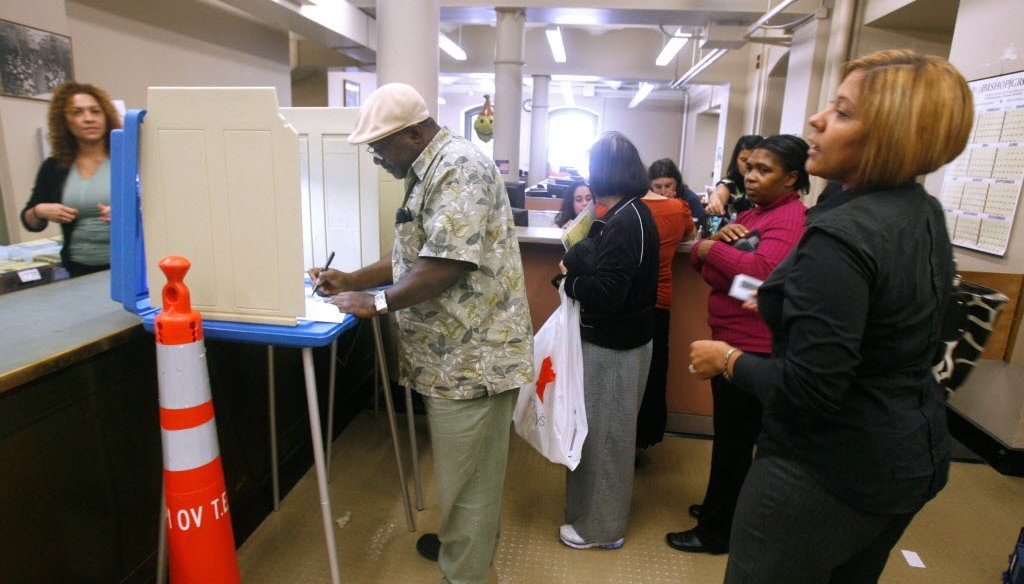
[666,529,727,555]
[416,533,440,561]
[688,504,703,519]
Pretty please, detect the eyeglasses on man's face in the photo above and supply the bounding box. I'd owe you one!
[366,130,404,162]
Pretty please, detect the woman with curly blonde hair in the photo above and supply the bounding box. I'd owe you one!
[21,81,121,277]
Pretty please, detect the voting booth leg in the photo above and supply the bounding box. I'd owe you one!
[156,488,168,584]
[371,316,417,531]
[403,383,424,511]
[326,339,339,479]
[373,347,381,417]
[301,347,342,583]
[155,256,241,584]
[268,346,281,511]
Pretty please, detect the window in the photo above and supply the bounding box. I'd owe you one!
[548,107,598,177]
[461,104,600,177]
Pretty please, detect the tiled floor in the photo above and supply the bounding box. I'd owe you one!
[237,411,1024,583]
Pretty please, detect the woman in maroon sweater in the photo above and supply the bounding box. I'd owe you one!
[668,134,809,554]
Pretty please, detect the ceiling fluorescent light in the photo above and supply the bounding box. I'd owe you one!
[656,28,689,66]
[629,83,656,108]
[546,26,567,63]
[670,49,728,89]
[439,32,467,61]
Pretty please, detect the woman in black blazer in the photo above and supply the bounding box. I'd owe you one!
[689,50,973,583]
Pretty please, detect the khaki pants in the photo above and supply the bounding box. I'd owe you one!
[424,389,515,584]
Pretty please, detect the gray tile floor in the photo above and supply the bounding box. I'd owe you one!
[237,411,1024,583]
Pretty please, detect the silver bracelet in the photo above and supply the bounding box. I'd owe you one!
[721,347,740,382]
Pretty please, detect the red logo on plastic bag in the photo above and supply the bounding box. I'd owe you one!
[536,356,556,403]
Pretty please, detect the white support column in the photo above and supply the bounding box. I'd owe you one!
[494,7,525,179]
[376,0,439,116]
[373,0,440,255]
[528,75,550,188]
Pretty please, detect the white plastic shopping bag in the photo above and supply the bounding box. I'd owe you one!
[513,281,588,470]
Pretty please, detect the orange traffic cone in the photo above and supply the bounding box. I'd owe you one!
[155,256,241,584]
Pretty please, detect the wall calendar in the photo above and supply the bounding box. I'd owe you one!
[940,69,1024,256]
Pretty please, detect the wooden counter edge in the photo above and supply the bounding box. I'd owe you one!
[0,323,146,395]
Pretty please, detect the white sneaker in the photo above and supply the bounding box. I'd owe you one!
[558,524,625,550]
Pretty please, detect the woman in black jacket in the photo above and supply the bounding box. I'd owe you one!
[20,82,121,277]
[556,131,660,550]
[689,50,972,583]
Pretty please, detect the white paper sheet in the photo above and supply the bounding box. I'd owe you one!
[300,281,349,324]
[901,550,926,568]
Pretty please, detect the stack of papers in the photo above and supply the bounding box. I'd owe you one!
[561,202,595,251]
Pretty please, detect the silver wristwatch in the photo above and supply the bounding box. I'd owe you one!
[373,290,389,315]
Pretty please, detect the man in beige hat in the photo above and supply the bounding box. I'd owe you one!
[310,83,534,584]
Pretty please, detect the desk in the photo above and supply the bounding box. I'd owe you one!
[0,272,140,394]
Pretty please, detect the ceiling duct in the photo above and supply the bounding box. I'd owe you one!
[700,24,748,50]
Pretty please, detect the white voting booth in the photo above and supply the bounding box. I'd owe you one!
[139,88,410,584]
[282,106,380,275]
[141,87,379,323]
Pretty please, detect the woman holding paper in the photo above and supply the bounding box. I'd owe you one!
[20,82,121,278]
[556,131,659,550]
[669,134,808,555]
[689,50,969,582]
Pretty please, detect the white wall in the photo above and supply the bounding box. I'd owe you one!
[0,0,293,244]
[925,0,1024,357]
[292,70,327,107]
[779,17,830,137]
[67,0,290,109]
[0,0,70,244]
[915,0,1024,447]
[854,26,952,60]
[681,85,727,190]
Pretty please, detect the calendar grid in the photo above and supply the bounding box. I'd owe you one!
[939,69,1024,256]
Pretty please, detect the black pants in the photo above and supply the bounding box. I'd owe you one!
[725,456,914,584]
[66,261,109,279]
[695,367,765,547]
[636,308,670,449]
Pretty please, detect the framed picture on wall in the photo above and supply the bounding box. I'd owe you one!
[344,80,360,107]
[0,19,74,101]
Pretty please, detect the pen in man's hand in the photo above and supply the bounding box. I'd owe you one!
[310,250,336,297]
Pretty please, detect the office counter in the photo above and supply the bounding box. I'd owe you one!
[0,272,141,393]
[0,272,375,583]
[516,227,714,434]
